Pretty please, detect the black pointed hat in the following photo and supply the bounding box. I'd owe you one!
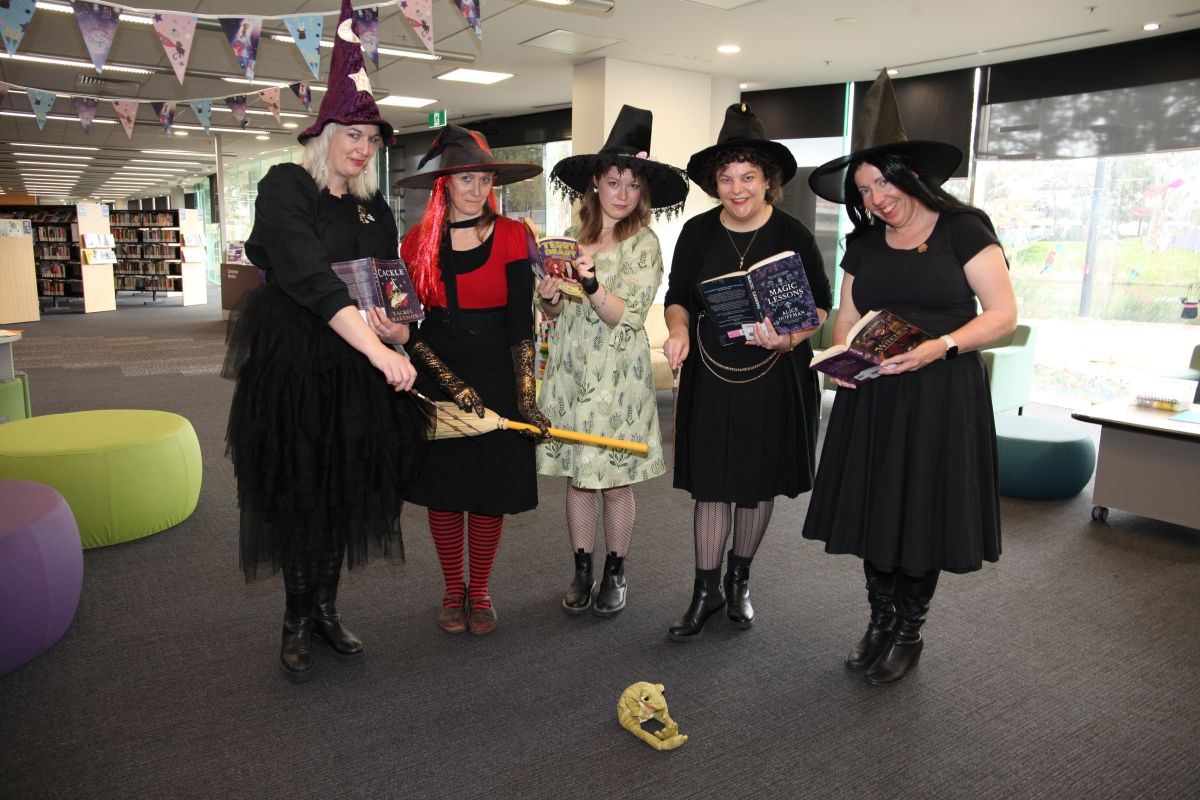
[394,124,542,189]
[686,102,797,198]
[808,70,962,204]
[549,105,689,216]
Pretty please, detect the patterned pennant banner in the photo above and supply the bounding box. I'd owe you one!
[112,99,138,139]
[151,101,176,133]
[259,87,281,125]
[71,1,120,74]
[153,12,197,85]
[219,17,262,81]
[27,89,56,130]
[72,97,98,133]
[225,95,249,129]
[0,0,36,57]
[289,82,312,112]
[282,15,323,79]
[400,0,434,56]
[352,6,380,67]
[452,0,481,39]
[188,99,212,134]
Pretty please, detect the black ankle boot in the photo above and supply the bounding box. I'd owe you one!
[668,568,725,641]
[593,552,627,618]
[562,549,594,615]
[866,570,939,686]
[846,561,896,670]
[723,551,754,629]
[281,590,316,683]
[313,576,364,664]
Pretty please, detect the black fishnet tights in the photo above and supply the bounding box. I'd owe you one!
[693,500,775,570]
[566,483,636,557]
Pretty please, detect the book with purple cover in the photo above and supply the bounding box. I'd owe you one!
[331,257,424,324]
[697,250,821,346]
[524,217,583,298]
[809,309,932,386]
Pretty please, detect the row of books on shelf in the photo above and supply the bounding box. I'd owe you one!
[38,263,71,278]
[117,263,180,276]
[41,280,79,296]
[116,276,179,292]
[35,227,70,242]
[110,212,176,227]
[6,209,74,223]
[37,245,72,259]
[140,229,181,243]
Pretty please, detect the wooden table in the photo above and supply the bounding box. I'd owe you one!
[1071,400,1200,529]
[0,330,21,382]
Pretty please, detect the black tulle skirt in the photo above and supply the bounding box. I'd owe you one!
[223,282,428,582]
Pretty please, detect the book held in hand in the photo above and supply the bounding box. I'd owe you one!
[697,250,821,346]
[809,309,932,386]
[331,257,424,325]
[524,218,584,299]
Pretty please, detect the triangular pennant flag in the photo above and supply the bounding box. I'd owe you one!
[27,89,56,130]
[72,97,98,133]
[151,101,176,133]
[352,6,380,68]
[0,0,36,57]
[153,12,197,85]
[288,82,312,112]
[188,100,212,134]
[71,1,120,74]
[112,99,138,139]
[400,0,435,56]
[452,0,481,39]
[0,83,8,106]
[282,15,323,79]
[225,95,249,129]
[259,87,281,125]
[219,17,262,81]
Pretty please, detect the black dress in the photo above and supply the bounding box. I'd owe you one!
[801,212,1002,576]
[664,207,833,505]
[224,163,427,582]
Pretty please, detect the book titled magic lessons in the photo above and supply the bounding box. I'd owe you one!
[331,257,424,324]
[697,250,821,346]
[809,309,932,386]
[524,217,584,298]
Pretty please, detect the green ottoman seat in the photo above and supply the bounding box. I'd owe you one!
[0,410,202,548]
[994,415,1095,500]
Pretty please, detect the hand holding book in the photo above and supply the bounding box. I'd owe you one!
[810,309,932,387]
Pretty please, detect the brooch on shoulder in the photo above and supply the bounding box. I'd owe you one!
[357,204,375,224]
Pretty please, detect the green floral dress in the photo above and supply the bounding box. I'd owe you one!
[536,226,666,489]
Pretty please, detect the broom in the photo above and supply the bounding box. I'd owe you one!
[411,391,649,457]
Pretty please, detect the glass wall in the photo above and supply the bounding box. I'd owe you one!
[491,140,573,236]
[222,149,298,262]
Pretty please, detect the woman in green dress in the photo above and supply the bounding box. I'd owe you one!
[536,106,689,617]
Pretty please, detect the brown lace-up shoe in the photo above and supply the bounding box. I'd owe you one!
[437,596,466,634]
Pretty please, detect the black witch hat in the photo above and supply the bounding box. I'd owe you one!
[395,124,542,189]
[686,102,797,198]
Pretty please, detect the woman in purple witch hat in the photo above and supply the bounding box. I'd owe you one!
[223,0,426,684]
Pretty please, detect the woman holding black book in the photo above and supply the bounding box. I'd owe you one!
[662,103,832,640]
[802,72,1017,685]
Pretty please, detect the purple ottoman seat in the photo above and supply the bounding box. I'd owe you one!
[0,479,83,677]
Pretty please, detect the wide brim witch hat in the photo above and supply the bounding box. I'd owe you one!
[549,104,689,216]
[297,0,394,144]
[808,70,962,204]
[395,124,543,189]
[686,102,797,198]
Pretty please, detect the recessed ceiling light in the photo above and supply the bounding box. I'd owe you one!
[255,135,270,140]
[717,44,741,54]
[437,68,513,85]
[887,68,899,75]
[739,82,749,90]
[173,130,189,136]
[1143,22,1160,31]
[283,122,298,129]
[377,95,437,108]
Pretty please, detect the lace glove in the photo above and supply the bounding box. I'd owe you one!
[511,339,551,439]
[410,341,485,418]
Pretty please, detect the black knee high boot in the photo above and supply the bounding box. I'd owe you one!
[866,570,939,686]
[846,561,896,670]
[562,549,594,614]
[593,552,627,618]
[668,567,725,641]
[313,575,364,664]
[723,551,754,629]
[281,590,316,683]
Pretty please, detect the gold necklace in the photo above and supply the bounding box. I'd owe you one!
[721,211,763,270]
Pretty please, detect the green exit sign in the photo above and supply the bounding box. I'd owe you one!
[428,109,447,128]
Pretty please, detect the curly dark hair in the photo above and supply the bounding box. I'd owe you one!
[697,147,784,204]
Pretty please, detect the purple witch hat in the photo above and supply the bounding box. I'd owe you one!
[297,0,393,144]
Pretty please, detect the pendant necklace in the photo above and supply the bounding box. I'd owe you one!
[722,212,762,270]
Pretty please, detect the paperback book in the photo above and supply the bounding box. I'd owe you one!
[524,218,583,298]
[331,257,424,324]
[697,250,821,346]
[810,308,932,386]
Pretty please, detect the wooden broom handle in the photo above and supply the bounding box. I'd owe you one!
[500,420,649,457]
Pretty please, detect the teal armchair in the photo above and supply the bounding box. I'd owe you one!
[981,324,1038,415]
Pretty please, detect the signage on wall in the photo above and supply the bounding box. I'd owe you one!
[427,109,447,128]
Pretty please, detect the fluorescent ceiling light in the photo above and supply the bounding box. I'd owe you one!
[13,152,93,160]
[283,123,298,129]
[271,34,443,61]
[17,163,87,170]
[173,131,190,136]
[240,109,309,119]
[1144,22,1161,31]
[120,167,189,173]
[143,150,217,158]
[437,68,513,85]
[887,68,899,75]
[520,29,622,54]
[717,44,741,54]
[222,77,290,88]
[255,135,270,140]
[10,142,100,151]
[0,111,116,125]
[131,159,206,165]
[0,52,152,75]
[377,95,437,108]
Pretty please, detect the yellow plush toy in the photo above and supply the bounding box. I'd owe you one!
[617,682,687,751]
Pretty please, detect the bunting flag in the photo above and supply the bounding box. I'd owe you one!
[72,97,98,133]
[219,16,262,81]
[225,95,249,129]
[0,0,36,57]
[289,82,312,112]
[452,0,481,39]
[400,0,434,56]
[71,1,121,74]
[112,99,138,138]
[151,100,176,133]
[282,15,323,79]
[188,99,212,134]
[0,83,8,106]
[352,6,380,67]
[27,89,56,130]
[259,87,282,125]
[153,12,197,85]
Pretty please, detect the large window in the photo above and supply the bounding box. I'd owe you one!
[491,141,573,235]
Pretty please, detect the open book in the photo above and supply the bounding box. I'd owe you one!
[697,250,821,346]
[331,257,424,324]
[524,218,583,298]
[810,309,932,386]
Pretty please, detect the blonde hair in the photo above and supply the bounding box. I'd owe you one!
[302,122,379,202]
